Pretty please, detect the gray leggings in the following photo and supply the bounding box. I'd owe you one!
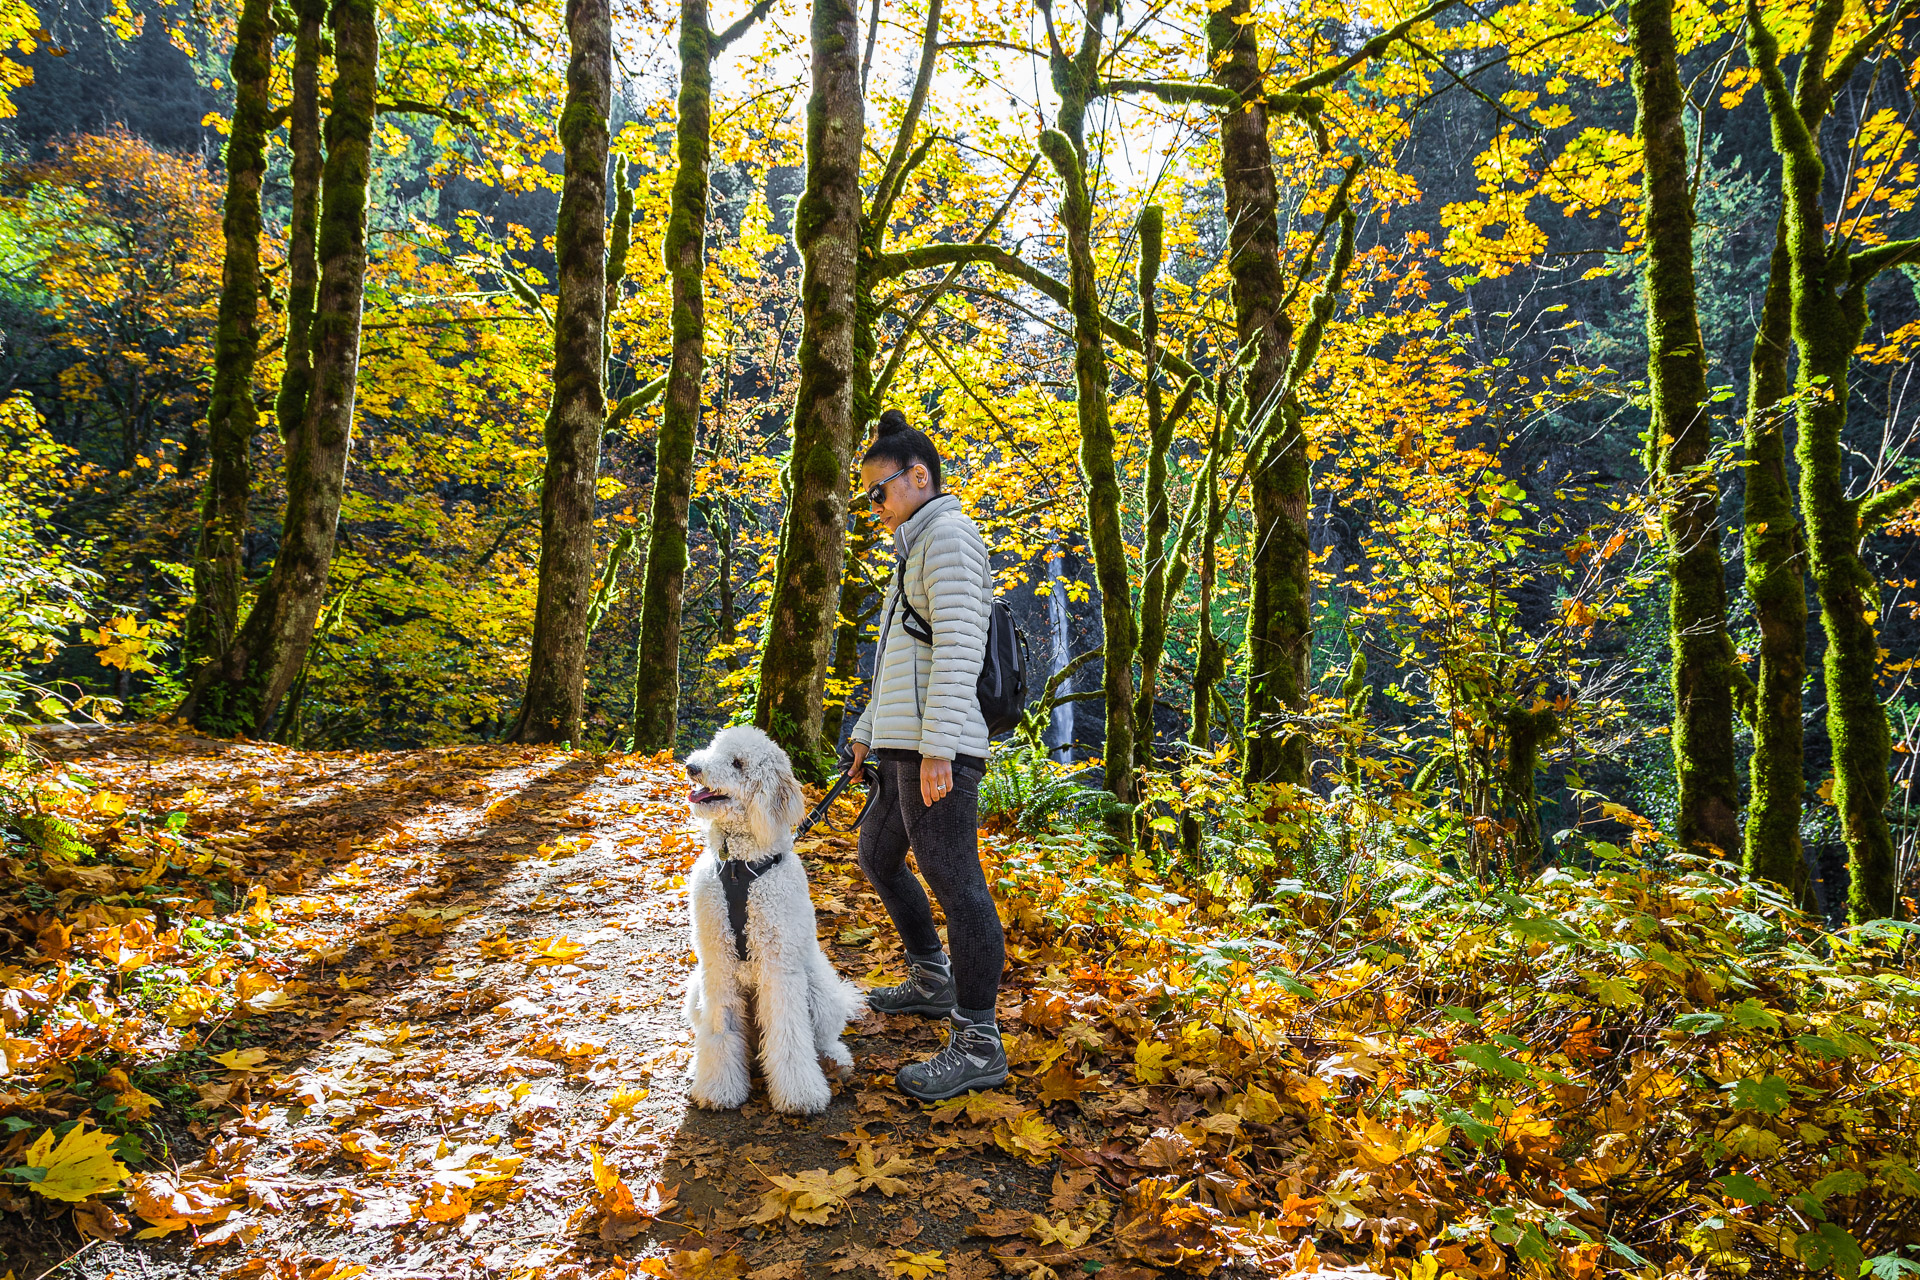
[857,757,1005,1012]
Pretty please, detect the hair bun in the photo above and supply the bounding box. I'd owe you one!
[876,408,910,437]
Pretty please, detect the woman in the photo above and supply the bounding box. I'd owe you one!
[845,408,1006,1101]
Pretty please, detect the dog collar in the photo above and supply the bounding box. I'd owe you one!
[718,848,785,960]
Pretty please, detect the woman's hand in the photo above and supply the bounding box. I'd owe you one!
[920,757,953,807]
[846,741,869,776]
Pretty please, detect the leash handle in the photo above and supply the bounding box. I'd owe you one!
[797,762,875,838]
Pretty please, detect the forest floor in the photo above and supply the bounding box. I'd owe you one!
[0,726,1337,1280]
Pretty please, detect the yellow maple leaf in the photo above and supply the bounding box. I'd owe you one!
[14,1126,128,1202]
[1133,1039,1176,1084]
[606,1085,650,1120]
[750,1167,859,1226]
[851,1144,923,1196]
[993,1111,1062,1165]
[211,1048,271,1071]
[887,1250,947,1279]
[1029,1213,1094,1249]
[523,935,589,966]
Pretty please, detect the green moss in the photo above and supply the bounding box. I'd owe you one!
[187,0,276,667]
[1633,0,1740,857]
[1748,0,1920,919]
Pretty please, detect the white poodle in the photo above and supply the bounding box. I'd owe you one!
[681,724,864,1114]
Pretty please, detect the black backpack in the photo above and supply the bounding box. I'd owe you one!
[892,569,1032,737]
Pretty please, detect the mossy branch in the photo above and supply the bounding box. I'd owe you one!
[1849,236,1920,285]
[376,97,481,129]
[712,0,775,51]
[868,241,1202,384]
[1101,78,1235,107]
[869,0,943,232]
[1282,0,1459,96]
[1824,0,1918,100]
[1857,477,1920,537]
[607,374,668,432]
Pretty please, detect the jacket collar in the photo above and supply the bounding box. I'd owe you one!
[894,492,960,559]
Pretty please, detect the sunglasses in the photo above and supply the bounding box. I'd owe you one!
[865,465,909,507]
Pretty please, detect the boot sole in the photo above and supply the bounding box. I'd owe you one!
[868,999,957,1018]
[896,1064,1009,1102]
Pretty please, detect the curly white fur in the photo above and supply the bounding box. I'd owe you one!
[681,725,865,1114]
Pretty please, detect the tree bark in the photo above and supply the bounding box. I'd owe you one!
[187,0,274,667]
[275,0,326,449]
[181,0,378,737]
[509,0,612,745]
[1037,0,1134,812]
[630,0,718,754]
[1740,220,1811,904]
[753,0,863,773]
[1630,0,1741,858]
[1040,125,1135,813]
[1749,0,1920,919]
[1131,206,1171,781]
[1208,0,1305,791]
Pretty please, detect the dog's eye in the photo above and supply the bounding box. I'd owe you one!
[731,758,744,771]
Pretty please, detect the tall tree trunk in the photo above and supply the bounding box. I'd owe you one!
[1042,125,1135,813]
[753,0,863,773]
[276,0,326,448]
[181,0,379,737]
[629,0,767,752]
[1749,0,1920,920]
[1039,0,1134,812]
[187,0,274,667]
[1630,0,1741,857]
[1131,206,1172,781]
[1741,221,1811,904]
[630,0,717,754]
[509,0,612,745]
[1208,0,1304,791]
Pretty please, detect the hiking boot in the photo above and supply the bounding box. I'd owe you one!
[896,1016,1008,1101]
[866,959,956,1018]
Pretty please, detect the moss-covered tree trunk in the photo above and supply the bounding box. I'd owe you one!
[1038,0,1135,811]
[753,0,863,772]
[1207,0,1304,791]
[509,0,612,745]
[275,0,327,448]
[1630,0,1741,857]
[1741,221,1811,903]
[182,0,378,737]
[186,0,274,668]
[1749,0,1920,919]
[1131,206,1172,781]
[630,0,768,753]
[630,0,716,754]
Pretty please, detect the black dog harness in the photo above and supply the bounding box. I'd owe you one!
[718,848,785,960]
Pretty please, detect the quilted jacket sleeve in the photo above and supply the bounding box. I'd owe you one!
[848,570,896,748]
[916,516,992,761]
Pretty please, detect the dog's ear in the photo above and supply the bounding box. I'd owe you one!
[746,755,806,848]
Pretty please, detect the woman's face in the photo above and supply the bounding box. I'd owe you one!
[861,457,936,532]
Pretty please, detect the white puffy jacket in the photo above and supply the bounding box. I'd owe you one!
[849,493,993,762]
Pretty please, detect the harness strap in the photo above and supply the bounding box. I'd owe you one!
[718,850,785,961]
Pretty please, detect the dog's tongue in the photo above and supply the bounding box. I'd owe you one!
[689,786,722,804]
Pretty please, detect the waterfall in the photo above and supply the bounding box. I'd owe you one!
[1046,550,1073,764]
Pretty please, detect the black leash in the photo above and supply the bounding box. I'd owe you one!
[797,759,877,838]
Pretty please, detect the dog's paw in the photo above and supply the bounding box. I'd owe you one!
[689,1078,751,1111]
[767,1072,833,1116]
[821,1041,854,1078]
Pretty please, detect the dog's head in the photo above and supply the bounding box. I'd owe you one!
[684,724,805,852]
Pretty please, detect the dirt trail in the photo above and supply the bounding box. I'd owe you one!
[11,729,1087,1280]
